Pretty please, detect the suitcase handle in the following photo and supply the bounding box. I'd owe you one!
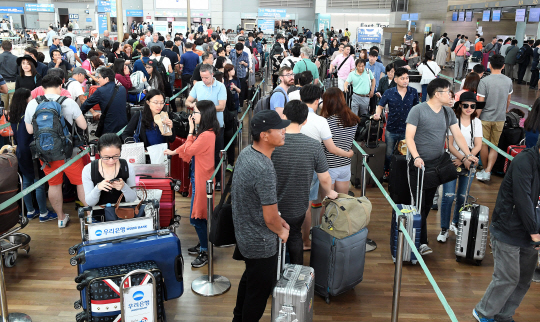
[277,237,286,282]
[415,166,425,214]
[464,163,477,205]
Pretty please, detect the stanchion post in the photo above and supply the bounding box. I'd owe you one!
[238,120,243,157]
[361,154,368,197]
[191,180,231,297]
[248,104,253,145]
[391,215,407,322]
[220,150,227,197]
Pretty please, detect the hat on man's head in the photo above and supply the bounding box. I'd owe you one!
[238,36,245,41]
[251,110,290,135]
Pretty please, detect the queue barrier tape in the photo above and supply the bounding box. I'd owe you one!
[352,140,458,322]
[482,137,514,161]
[437,73,532,111]
[0,126,126,213]
[209,79,264,181]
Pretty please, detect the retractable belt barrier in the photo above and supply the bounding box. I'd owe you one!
[352,140,458,322]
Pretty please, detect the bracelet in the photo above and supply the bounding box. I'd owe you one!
[413,156,420,162]
[467,154,474,158]
[461,156,467,163]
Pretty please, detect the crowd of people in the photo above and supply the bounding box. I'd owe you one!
[1,25,540,322]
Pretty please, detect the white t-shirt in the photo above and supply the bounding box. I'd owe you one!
[65,80,85,105]
[447,117,483,160]
[288,90,301,101]
[280,56,302,69]
[300,109,332,143]
[417,61,441,85]
[150,55,172,73]
[425,36,433,47]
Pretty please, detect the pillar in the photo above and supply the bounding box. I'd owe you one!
[116,0,123,35]
[516,19,527,48]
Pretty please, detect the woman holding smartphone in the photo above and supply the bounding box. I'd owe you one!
[164,100,219,268]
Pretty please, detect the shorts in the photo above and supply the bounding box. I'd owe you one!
[327,164,351,184]
[309,171,320,201]
[481,121,505,146]
[41,158,84,186]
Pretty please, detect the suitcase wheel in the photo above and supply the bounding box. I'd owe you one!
[475,260,482,266]
[411,260,417,265]
[74,299,82,310]
[181,191,189,197]
[68,246,77,256]
[456,256,462,262]
[4,252,17,268]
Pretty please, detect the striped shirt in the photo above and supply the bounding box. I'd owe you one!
[324,115,357,168]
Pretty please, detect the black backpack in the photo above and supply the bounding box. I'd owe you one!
[155,57,170,86]
[516,46,528,64]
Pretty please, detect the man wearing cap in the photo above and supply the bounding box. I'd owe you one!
[292,46,320,85]
[65,67,89,106]
[0,41,18,108]
[231,109,291,322]
[49,35,61,59]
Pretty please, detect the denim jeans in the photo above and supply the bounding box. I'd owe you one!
[421,84,428,102]
[440,172,473,230]
[22,174,48,214]
[189,161,208,251]
[384,130,405,171]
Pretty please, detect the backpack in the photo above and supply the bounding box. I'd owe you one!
[253,87,288,114]
[130,70,146,92]
[516,46,528,63]
[320,193,372,239]
[155,56,171,89]
[505,112,521,129]
[29,96,74,167]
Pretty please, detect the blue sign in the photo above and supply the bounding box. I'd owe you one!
[401,13,409,21]
[530,8,540,23]
[258,19,274,34]
[98,14,108,34]
[97,0,111,13]
[409,13,418,21]
[465,11,473,22]
[126,10,143,17]
[492,9,501,22]
[452,12,458,21]
[357,28,382,43]
[258,8,286,19]
[86,18,92,22]
[482,10,490,21]
[0,7,24,14]
[24,3,54,12]
[458,11,465,21]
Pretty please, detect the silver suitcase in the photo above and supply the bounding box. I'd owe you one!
[455,166,490,265]
[272,241,315,322]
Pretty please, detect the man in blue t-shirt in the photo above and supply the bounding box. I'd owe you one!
[179,43,200,90]
[269,66,293,118]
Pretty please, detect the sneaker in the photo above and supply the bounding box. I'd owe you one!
[58,214,70,228]
[476,170,486,180]
[215,182,221,191]
[431,203,439,210]
[419,244,433,255]
[39,211,58,223]
[449,222,458,234]
[188,243,201,255]
[191,251,208,268]
[226,164,234,172]
[472,309,494,322]
[437,229,449,243]
[480,171,491,182]
[27,211,37,220]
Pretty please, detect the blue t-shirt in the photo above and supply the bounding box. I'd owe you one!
[365,61,385,88]
[180,51,200,76]
[189,79,227,127]
[81,44,91,54]
[269,87,289,111]
[146,125,166,146]
[378,86,419,134]
[69,45,77,55]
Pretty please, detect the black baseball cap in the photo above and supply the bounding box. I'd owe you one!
[251,110,290,135]
[458,91,477,103]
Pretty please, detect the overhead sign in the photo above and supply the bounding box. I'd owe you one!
[86,18,92,22]
[258,8,286,19]
[258,19,274,34]
[401,13,409,21]
[452,12,458,21]
[69,14,79,19]
[357,28,382,43]
[409,13,419,20]
[530,7,540,22]
[458,11,465,21]
[126,10,143,17]
[0,7,24,14]
[110,0,116,18]
[98,14,108,34]
[97,0,111,13]
[25,3,54,13]
[465,11,473,22]
[515,8,526,22]
[482,10,490,21]
[492,9,501,21]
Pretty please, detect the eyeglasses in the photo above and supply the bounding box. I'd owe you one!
[281,73,294,77]
[101,155,121,161]
[437,90,452,95]
[462,103,476,109]
[149,101,165,105]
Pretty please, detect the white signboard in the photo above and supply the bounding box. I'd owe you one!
[124,283,155,321]
[88,217,154,241]
[172,21,187,35]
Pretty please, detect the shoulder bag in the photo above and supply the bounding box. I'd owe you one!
[101,187,148,221]
[209,172,236,246]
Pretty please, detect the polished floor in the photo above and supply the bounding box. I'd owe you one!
[2,54,540,321]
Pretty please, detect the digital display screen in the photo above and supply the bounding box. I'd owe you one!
[516,8,526,22]
[483,10,491,21]
[466,11,473,22]
[452,12,458,21]
[492,9,501,22]
[459,11,465,21]
[529,8,540,22]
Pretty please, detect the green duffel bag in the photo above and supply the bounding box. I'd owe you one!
[321,193,371,239]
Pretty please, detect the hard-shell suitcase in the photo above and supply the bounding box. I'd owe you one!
[71,229,184,308]
[136,176,180,228]
[504,144,525,173]
[390,166,423,264]
[0,153,19,234]
[455,166,489,265]
[169,136,191,197]
[272,241,315,321]
[388,154,411,205]
[351,141,386,188]
[310,227,368,304]
[74,261,165,322]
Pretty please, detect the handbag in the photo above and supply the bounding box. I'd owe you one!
[420,108,458,189]
[95,85,119,137]
[0,109,13,137]
[121,139,145,164]
[209,172,236,247]
[101,188,147,221]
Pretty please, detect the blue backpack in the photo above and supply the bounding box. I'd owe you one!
[29,96,73,168]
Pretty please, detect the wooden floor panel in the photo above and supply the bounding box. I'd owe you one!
[2,63,540,321]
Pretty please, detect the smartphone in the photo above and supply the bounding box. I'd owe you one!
[109,178,120,183]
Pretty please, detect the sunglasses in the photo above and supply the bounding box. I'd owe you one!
[462,103,476,109]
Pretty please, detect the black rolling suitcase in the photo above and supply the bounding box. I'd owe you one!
[351,119,386,188]
[492,112,524,174]
[75,261,165,322]
[388,154,411,204]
